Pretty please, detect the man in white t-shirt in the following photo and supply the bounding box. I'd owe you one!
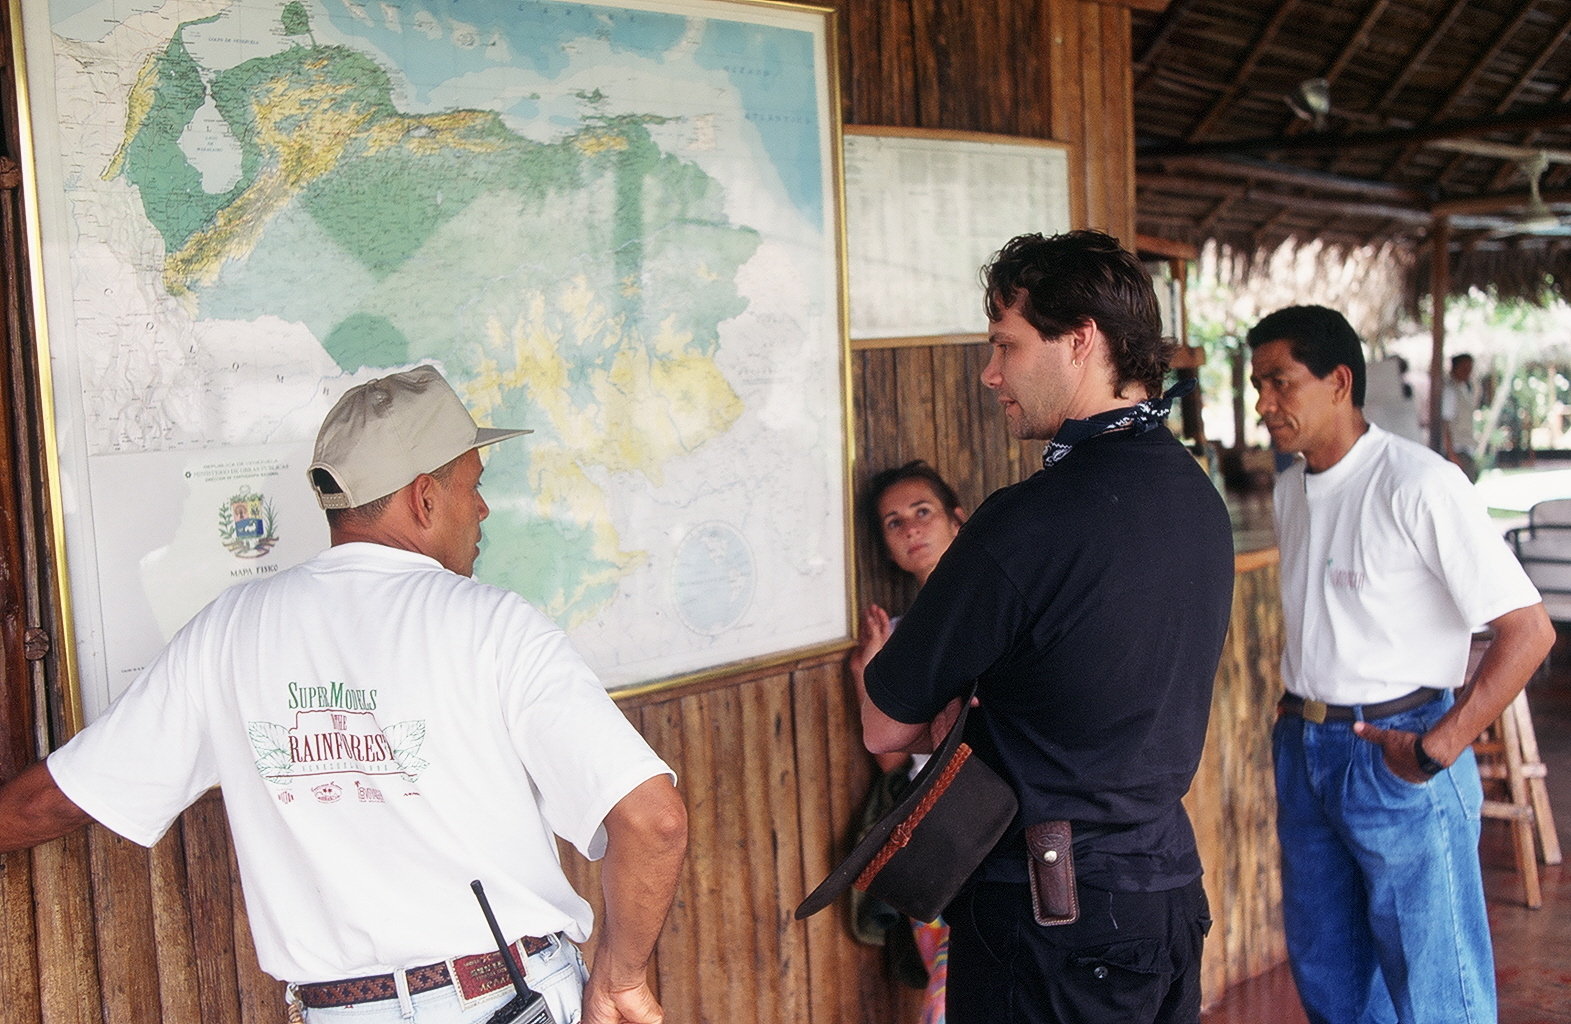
[0,366,688,1024]
[1441,352,1480,481]
[1247,307,1552,1024]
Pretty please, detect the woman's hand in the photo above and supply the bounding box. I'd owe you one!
[849,603,893,686]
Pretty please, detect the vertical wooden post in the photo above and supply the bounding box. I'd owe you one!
[1232,343,1247,452]
[1428,217,1450,451]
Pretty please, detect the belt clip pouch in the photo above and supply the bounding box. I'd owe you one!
[1025,820,1079,926]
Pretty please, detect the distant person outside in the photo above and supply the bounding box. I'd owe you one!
[1441,352,1480,481]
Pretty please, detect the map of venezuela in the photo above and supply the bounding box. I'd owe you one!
[27,0,845,707]
[108,8,759,623]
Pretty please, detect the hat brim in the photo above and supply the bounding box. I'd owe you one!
[475,426,532,448]
[795,696,1014,921]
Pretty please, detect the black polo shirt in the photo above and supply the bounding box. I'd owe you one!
[863,423,1234,891]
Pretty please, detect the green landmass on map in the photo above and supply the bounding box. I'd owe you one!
[107,19,760,625]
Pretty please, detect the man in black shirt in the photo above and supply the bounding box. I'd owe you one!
[855,231,1235,1024]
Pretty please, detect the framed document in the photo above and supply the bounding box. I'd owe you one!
[843,127,1071,345]
[15,0,849,721]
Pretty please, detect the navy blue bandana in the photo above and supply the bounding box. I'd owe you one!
[1041,379,1196,470]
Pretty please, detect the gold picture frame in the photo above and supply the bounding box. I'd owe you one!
[13,0,851,726]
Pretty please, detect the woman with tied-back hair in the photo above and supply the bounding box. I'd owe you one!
[848,459,968,1024]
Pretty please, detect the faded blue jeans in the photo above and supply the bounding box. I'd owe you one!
[1273,691,1496,1024]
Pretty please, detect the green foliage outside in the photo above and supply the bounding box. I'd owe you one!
[1181,251,1571,468]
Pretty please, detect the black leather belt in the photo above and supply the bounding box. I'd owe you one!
[1278,687,1443,724]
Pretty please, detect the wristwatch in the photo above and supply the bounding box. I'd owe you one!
[1413,734,1446,777]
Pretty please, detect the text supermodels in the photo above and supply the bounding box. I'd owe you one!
[289,681,378,709]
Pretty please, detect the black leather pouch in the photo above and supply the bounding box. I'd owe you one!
[1025,820,1079,926]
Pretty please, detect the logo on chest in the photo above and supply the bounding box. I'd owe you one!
[1325,557,1368,591]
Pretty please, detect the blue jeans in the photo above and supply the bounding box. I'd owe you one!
[296,936,587,1023]
[1273,692,1495,1024]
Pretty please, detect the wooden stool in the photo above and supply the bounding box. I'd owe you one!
[1472,688,1562,909]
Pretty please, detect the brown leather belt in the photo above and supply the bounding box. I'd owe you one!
[296,935,552,1008]
[1278,686,1443,724]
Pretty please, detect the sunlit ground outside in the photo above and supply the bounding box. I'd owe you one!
[1478,465,1571,524]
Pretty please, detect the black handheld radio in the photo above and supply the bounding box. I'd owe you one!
[471,879,555,1024]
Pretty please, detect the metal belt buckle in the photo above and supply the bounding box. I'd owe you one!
[1302,698,1329,724]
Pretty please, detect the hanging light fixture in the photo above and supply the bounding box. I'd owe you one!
[1285,78,1331,131]
[1516,151,1562,233]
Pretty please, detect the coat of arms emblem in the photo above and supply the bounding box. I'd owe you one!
[219,488,279,558]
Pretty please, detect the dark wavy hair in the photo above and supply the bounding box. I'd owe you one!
[981,230,1172,399]
[1245,305,1366,407]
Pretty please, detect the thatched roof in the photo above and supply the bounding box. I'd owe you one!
[1132,0,1571,308]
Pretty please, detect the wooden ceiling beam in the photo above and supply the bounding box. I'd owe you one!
[1132,0,1201,85]
[1293,1,1395,154]
[1492,5,1571,116]
[1138,101,1571,160]
[1141,174,1571,221]
[1139,65,1235,100]
[1128,3,1571,299]
[1388,2,1546,187]
[1252,209,1296,250]
[1366,0,1472,120]
[1428,138,1571,165]
[1322,0,1392,85]
[1484,11,1571,191]
[1198,195,1234,234]
[1135,234,1198,260]
[1140,155,1429,203]
[1138,174,1430,224]
[1432,186,1571,217]
[1183,2,1300,142]
[1548,80,1571,191]
[1235,188,1431,224]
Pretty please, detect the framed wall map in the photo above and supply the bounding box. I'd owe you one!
[843,126,1071,346]
[15,0,849,723]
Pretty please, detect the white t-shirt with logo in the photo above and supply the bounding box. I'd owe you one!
[1273,424,1540,706]
[49,543,673,984]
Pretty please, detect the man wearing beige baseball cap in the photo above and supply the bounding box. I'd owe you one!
[0,366,688,1024]
[307,365,534,577]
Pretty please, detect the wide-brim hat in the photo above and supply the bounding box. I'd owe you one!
[796,691,1017,924]
[308,366,530,510]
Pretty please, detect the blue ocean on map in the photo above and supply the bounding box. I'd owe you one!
[316,0,824,224]
[51,0,824,225]
[329,0,823,224]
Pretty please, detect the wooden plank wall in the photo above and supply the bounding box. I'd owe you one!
[555,558,1291,1018]
[0,2,1297,1022]
[0,0,44,784]
[1185,556,1288,998]
[852,341,1031,618]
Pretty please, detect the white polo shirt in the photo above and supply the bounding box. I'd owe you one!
[49,543,673,984]
[1273,424,1540,706]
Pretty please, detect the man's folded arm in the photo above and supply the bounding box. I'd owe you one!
[0,761,95,853]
